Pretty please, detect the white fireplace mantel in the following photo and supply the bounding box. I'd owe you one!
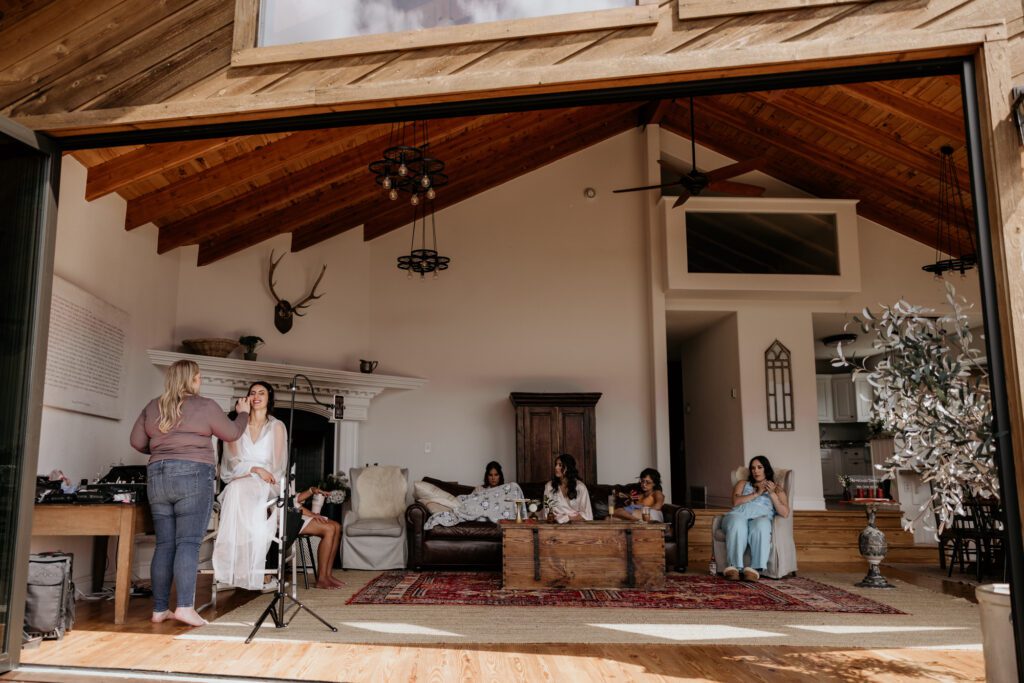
[147,350,427,473]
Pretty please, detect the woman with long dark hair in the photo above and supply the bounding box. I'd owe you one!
[720,455,789,582]
[613,467,665,522]
[543,453,592,523]
[474,461,505,492]
[130,359,249,626]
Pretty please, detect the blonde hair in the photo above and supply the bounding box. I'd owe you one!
[157,360,199,433]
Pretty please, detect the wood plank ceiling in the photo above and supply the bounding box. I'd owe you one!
[66,75,972,267]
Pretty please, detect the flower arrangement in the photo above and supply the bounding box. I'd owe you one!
[837,474,852,490]
[318,471,350,505]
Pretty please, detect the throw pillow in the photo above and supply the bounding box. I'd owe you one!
[414,480,461,513]
[355,466,408,519]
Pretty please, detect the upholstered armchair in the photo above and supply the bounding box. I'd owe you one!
[342,466,410,570]
[711,467,797,579]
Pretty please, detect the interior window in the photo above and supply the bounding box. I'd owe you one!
[259,0,637,47]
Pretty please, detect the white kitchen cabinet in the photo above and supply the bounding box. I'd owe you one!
[840,447,872,476]
[817,374,858,423]
[816,376,834,422]
[854,375,874,422]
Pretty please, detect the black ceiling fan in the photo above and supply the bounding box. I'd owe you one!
[614,97,767,207]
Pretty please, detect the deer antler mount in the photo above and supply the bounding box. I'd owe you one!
[268,250,326,334]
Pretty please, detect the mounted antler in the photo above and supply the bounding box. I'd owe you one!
[268,250,327,334]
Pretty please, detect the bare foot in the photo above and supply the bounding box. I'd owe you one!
[151,610,172,623]
[315,580,342,590]
[171,607,208,626]
[328,576,345,587]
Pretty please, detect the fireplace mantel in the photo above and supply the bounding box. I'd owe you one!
[147,350,427,473]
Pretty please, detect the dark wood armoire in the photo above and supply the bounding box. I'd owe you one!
[510,392,601,486]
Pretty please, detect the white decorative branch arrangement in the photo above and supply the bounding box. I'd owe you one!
[832,282,997,534]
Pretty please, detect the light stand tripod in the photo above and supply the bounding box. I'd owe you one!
[245,373,338,643]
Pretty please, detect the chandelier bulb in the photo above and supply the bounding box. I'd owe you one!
[410,194,420,206]
[389,188,399,201]
[398,163,408,177]
[407,270,413,279]
[433,270,439,279]
[382,177,392,190]
[421,175,431,188]
[426,188,436,200]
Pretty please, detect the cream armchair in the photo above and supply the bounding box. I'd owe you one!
[342,466,410,570]
[711,467,797,579]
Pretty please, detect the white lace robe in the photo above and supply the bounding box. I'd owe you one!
[543,480,593,523]
[212,417,286,590]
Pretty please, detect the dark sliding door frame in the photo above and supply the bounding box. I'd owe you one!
[6,54,1021,671]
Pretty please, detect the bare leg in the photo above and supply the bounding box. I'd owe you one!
[613,507,640,521]
[303,519,343,589]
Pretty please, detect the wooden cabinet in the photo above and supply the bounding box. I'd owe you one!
[510,392,600,485]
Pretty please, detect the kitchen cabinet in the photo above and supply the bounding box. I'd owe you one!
[854,375,874,422]
[820,448,841,496]
[839,447,871,476]
[816,374,858,423]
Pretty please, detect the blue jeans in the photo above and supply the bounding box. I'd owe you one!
[721,508,773,572]
[148,460,215,611]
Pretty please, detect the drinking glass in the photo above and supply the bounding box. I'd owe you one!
[641,506,651,523]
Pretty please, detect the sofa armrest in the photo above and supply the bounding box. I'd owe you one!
[663,503,695,572]
[405,502,429,570]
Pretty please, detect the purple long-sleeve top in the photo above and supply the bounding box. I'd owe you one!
[130,395,247,465]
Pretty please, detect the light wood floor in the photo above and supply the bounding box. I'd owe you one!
[5,572,986,682]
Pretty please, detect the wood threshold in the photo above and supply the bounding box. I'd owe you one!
[233,5,660,66]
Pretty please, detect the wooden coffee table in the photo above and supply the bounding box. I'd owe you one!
[501,520,665,590]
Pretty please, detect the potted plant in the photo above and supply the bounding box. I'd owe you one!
[833,282,1010,679]
[238,335,264,361]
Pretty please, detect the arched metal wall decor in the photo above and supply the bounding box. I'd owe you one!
[765,339,795,431]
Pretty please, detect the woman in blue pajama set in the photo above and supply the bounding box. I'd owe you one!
[721,455,789,582]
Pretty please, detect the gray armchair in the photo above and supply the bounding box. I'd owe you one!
[342,466,410,570]
[712,468,797,579]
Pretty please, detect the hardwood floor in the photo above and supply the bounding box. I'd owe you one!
[6,573,985,682]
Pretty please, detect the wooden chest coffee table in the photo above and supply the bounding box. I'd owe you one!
[501,520,666,590]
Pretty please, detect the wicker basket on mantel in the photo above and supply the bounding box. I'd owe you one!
[181,338,239,358]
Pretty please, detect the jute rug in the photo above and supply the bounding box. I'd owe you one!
[184,571,981,647]
[348,571,904,614]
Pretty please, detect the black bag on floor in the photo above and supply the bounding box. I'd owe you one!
[25,552,75,640]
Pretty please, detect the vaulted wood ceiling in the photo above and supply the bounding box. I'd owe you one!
[69,75,972,266]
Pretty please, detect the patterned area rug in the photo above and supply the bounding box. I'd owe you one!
[348,571,905,614]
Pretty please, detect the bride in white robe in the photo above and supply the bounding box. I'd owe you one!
[212,383,287,590]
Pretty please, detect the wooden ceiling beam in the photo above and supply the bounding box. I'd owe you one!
[638,99,674,127]
[287,105,631,251]
[836,82,965,140]
[747,91,970,183]
[155,115,493,253]
[678,98,941,218]
[125,126,383,229]
[359,107,641,243]
[186,109,550,259]
[85,137,239,201]
[666,103,938,245]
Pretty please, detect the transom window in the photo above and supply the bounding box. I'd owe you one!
[259,0,637,46]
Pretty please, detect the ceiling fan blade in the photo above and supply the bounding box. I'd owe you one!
[672,190,692,208]
[613,181,681,193]
[706,156,766,183]
[706,179,766,197]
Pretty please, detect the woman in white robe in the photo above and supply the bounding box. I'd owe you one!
[212,381,287,590]
[543,453,593,523]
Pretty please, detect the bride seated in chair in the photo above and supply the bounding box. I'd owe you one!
[212,381,284,591]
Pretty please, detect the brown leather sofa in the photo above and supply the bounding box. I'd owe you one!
[406,477,695,572]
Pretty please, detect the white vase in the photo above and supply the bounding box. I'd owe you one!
[310,493,325,515]
[976,583,1016,683]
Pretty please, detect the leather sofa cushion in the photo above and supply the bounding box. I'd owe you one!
[427,521,502,541]
[422,476,475,497]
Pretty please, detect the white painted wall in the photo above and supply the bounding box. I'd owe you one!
[33,158,181,586]
[681,314,743,506]
[361,132,651,486]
